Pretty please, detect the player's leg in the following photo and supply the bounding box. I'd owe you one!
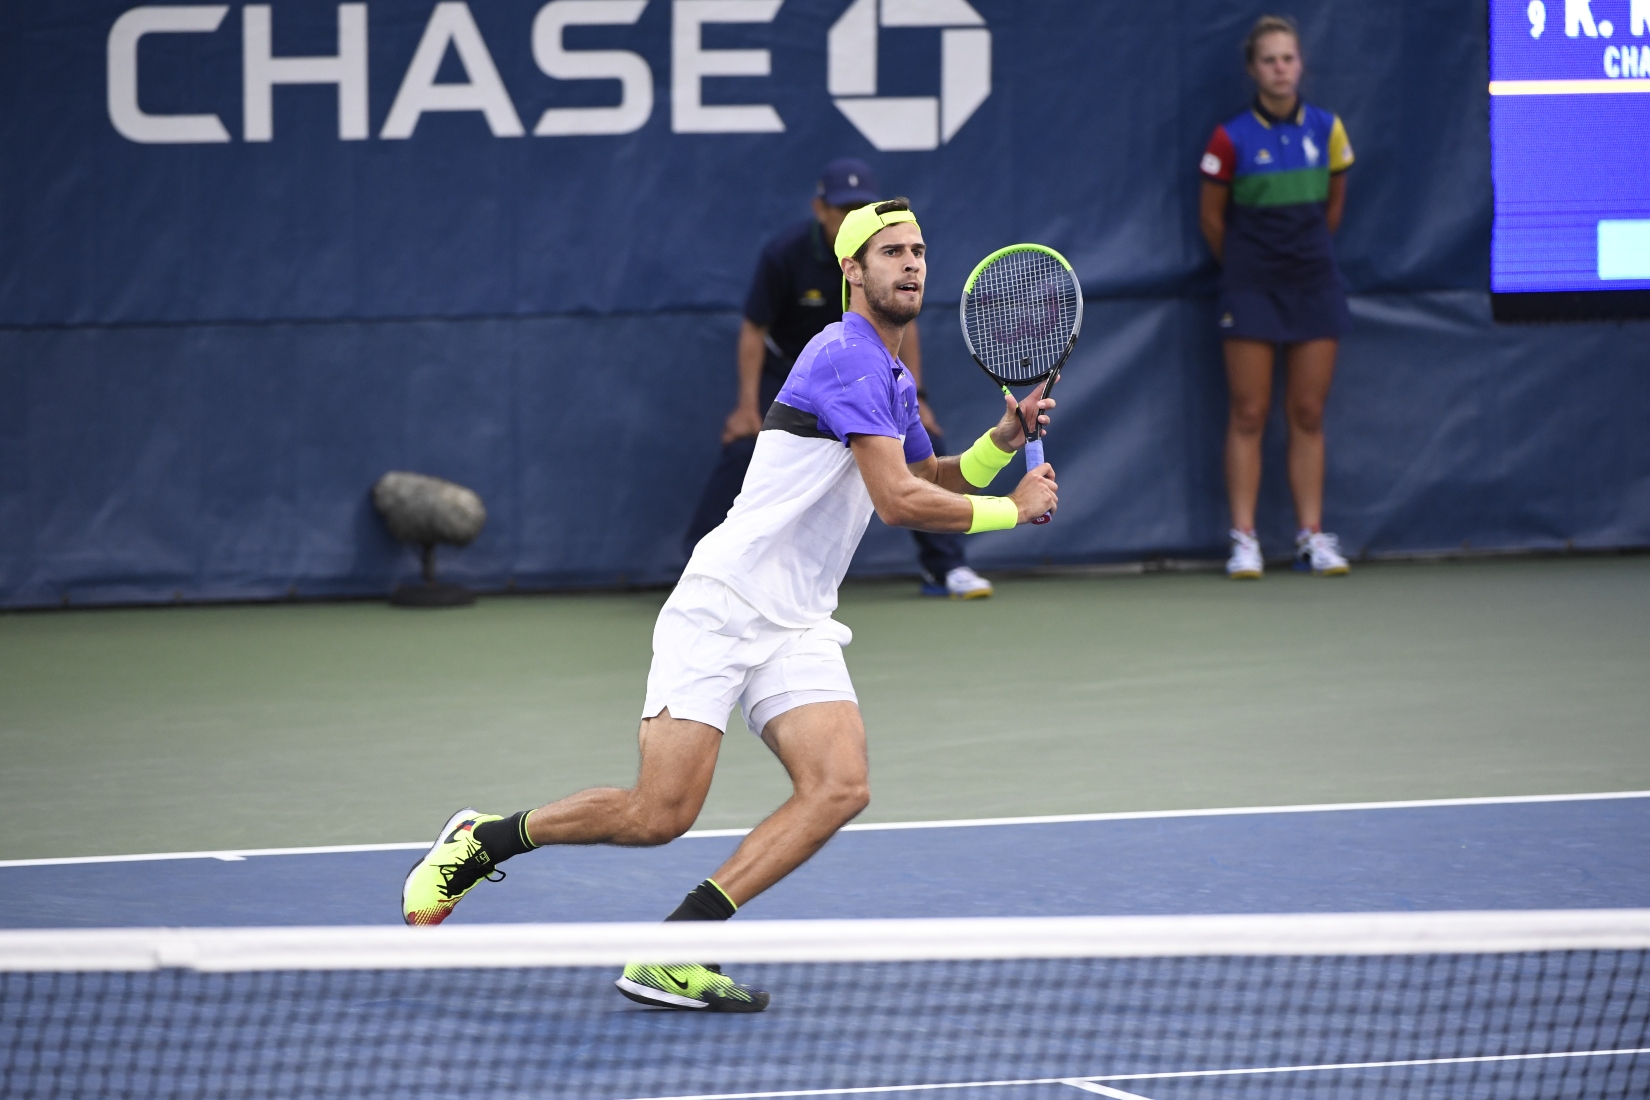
[401,713,722,926]
[1224,338,1274,576]
[520,713,720,846]
[615,700,867,1013]
[402,577,750,926]
[1283,339,1348,574]
[615,619,864,1011]
[709,700,869,904]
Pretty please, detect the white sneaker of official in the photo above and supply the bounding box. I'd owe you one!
[945,566,994,599]
[1227,529,1264,579]
[1296,530,1351,576]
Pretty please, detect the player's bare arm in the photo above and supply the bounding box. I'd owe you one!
[853,434,1057,532]
[841,216,1057,530]
[915,389,1056,493]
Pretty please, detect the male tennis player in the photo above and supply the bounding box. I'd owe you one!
[402,199,1058,1013]
[684,158,995,600]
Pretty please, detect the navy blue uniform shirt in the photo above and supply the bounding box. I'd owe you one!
[742,218,843,400]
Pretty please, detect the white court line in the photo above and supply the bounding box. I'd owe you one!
[608,1047,1650,1100]
[1061,1082,1154,1098]
[0,841,434,869]
[4,789,1647,869]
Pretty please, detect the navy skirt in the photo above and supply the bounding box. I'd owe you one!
[1217,283,1351,344]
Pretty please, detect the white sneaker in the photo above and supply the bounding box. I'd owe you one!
[1227,529,1263,579]
[1296,530,1350,575]
[944,566,994,599]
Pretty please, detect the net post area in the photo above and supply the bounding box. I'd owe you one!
[3,912,1648,1100]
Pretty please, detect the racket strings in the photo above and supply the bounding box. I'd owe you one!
[963,252,1081,384]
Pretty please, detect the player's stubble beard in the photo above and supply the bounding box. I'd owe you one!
[862,266,923,329]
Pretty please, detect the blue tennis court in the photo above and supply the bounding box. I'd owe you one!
[8,575,1650,1100]
[7,792,1650,929]
[8,794,1650,1099]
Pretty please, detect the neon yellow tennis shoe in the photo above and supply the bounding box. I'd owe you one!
[401,807,505,926]
[616,962,770,1012]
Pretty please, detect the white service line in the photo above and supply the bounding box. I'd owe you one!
[0,841,431,869]
[607,1047,1650,1100]
[1074,1045,1650,1085]
[1061,1082,1154,1098]
[4,789,1647,869]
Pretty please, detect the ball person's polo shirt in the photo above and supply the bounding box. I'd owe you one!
[1202,100,1354,288]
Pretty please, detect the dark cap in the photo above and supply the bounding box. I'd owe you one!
[816,157,881,208]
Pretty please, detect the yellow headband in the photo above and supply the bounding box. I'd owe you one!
[835,202,921,309]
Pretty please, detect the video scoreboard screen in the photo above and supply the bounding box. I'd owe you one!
[1490,0,1650,319]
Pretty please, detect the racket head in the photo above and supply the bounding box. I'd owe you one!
[958,244,1084,388]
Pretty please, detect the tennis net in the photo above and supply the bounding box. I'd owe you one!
[3,910,1648,1100]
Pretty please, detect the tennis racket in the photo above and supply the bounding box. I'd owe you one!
[958,244,1084,523]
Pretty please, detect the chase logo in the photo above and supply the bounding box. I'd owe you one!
[104,1,990,149]
[827,0,991,151]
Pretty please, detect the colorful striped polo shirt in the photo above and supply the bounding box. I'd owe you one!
[1201,100,1353,289]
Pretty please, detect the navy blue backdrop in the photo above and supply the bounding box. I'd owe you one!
[1,0,1646,606]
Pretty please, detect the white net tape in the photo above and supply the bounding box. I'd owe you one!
[7,911,1650,973]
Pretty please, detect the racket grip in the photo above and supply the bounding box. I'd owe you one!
[1023,438,1053,524]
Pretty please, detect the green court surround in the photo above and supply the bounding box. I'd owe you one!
[3,557,1647,859]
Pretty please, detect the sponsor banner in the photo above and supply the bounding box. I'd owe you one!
[3,0,1485,326]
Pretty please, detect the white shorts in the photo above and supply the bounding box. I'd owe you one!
[642,575,857,736]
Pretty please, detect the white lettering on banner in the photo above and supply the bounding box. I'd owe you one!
[381,2,525,139]
[1567,0,1599,37]
[828,0,990,152]
[533,0,653,136]
[1609,42,1650,74]
[1636,0,1650,35]
[104,1,999,148]
[243,4,368,141]
[107,5,232,143]
[671,0,784,133]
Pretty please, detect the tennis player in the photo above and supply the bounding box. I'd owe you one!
[684,158,996,600]
[402,199,1058,1013]
[1200,15,1353,578]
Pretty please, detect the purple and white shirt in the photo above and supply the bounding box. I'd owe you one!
[684,312,933,627]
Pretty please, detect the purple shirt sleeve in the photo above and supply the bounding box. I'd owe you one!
[901,407,934,464]
[814,339,903,439]
[797,315,934,463]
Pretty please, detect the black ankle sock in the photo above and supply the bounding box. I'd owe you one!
[665,879,737,921]
[472,811,536,865]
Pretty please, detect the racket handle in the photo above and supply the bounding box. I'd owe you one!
[1023,438,1052,524]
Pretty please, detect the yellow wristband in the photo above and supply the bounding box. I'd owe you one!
[958,430,1014,489]
[966,495,1018,534]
